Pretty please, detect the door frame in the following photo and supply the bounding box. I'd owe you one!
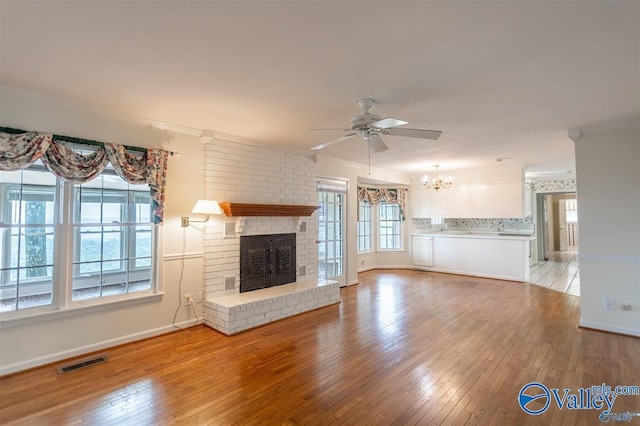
[316,177,348,287]
[535,191,578,261]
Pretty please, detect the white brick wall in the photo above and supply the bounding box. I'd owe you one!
[202,138,318,298]
[202,281,340,335]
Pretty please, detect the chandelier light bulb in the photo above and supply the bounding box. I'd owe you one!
[423,165,453,191]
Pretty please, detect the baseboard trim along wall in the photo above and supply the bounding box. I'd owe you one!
[0,319,204,377]
[579,320,640,338]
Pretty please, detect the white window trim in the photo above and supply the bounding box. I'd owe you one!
[0,293,164,329]
[376,202,404,252]
[0,230,164,329]
[356,200,405,253]
[357,201,372,254]
[0,167,164,324]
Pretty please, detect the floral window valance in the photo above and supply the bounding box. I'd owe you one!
[357,186,407,219]
[0,131,169,224]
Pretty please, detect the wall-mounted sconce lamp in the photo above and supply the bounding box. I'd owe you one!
[181,200,223,227]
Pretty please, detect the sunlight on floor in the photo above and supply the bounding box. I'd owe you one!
[528,251,580,297]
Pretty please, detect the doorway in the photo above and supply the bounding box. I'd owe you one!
[317,178,347,286]
[536,192,579,261]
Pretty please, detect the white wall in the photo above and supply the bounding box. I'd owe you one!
[315,156,412,284]
[0,89,206,374]
[575,126,640,337]
[411,165,524,219]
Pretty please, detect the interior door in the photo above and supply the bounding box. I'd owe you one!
[317,179,347,286]
[558,199,569,251]
[536,193,550,261]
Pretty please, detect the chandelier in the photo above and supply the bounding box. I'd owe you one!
[423,165,453,191]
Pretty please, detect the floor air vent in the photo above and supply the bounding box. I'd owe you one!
[57,354,108,374]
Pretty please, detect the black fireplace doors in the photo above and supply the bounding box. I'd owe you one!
[239,233,296,293]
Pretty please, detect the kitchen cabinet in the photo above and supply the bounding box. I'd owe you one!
[410,183,524,218]
[411,166,525,218]
[412,232,533,281]
[412,235,434,267]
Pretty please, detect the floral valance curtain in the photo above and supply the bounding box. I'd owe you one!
[0,131,169,224]
[358,186,407,219]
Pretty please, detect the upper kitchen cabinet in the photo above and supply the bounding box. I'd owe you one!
[411,165,525,218]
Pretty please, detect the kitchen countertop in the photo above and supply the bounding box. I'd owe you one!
[413,231,535,240]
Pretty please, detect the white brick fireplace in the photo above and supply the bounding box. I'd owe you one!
[200,135,340,334]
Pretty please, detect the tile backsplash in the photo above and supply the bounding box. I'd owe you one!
[412,218,432,229]
[446,217,533,229]
[412,217,533,230]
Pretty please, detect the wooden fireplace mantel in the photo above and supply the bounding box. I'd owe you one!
[219,202,318,217]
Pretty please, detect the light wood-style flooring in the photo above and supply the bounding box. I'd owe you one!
[1,269,638,425]
[529,251,581,296]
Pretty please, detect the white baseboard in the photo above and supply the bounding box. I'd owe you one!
[361,265,409,271]
[359,265,523,282]
[348,279,360,286]
[408,266,522,282]
[579,319,640,337]
[0,319,203,377]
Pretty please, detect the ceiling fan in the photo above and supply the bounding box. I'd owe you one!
[310,98,442,153]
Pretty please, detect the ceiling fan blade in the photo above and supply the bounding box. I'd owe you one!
[310,133,356,151]
[371,117,408,129]
[369,134,388,153]
[383,127,442,140]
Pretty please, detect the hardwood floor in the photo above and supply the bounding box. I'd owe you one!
[1,269,639,425]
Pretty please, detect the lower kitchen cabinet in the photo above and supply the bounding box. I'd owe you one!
[411,233,533,281]
[412,235,434,267]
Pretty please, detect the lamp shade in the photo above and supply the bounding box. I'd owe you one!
[192,200,223,216]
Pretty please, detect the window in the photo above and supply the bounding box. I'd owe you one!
[72,175,153,301]
[378,202,402,250]
[357,201,371,252]
[0,163,158,314]
[0,165,57,311]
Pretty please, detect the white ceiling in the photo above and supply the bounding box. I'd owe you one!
[1,1,639,177]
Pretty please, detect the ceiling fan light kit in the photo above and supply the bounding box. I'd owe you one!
[310,98,442,153]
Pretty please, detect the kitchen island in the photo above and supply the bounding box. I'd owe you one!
[412,231,535,282]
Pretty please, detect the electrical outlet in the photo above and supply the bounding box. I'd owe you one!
[196,292,204,303]
[184,293,192,306]
[181,216,189,227]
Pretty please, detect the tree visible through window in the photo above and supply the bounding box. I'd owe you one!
[0,164,156,313]
[25,201,47,278]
